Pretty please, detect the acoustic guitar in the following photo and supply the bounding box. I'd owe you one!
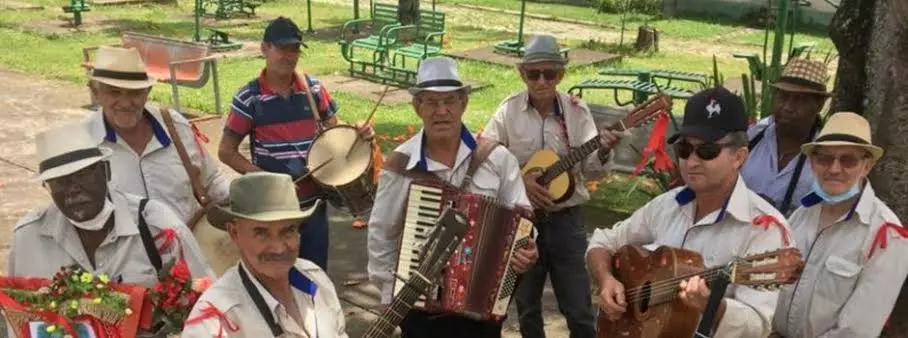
[521,94,672,204]
[596,245,804,338]
[362,207,470,338]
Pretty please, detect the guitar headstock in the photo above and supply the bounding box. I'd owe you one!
[614,94,673,131]
[418,207,469,277]
[730,247,804,290]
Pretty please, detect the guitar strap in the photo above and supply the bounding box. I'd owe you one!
[237,263,285,336]
[382,138,501,189]
[137,198,163,273]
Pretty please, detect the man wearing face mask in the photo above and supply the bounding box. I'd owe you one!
[771,112,908,338]
[740,58,831,216]
[480,34,622,338]
[182,173,348,337]
[8,123,214,287]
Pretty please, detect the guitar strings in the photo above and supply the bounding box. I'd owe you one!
[620,269,726,304]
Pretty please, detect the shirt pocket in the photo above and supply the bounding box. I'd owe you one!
[815,255,862,315]
[470,173,501,197]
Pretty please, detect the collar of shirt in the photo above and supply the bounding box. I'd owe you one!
[87,107,172,148]
[520,92,563,117]
[673,175,755,225]
[237,260,321,315]
[39,191,140,244]
[258,69,305,96]
[799,182,877,225]
[404,125,478,172]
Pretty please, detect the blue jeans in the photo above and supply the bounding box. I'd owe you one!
[297,202,329,271]
[515,206,596,338]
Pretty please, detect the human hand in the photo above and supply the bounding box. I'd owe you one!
[678,275,710,312]
[356,120,375,141]
[510,239,539,273]
[598,128,625,151]
[523,171,554,210]
[597,276,627,320]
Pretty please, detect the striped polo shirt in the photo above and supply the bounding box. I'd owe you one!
[224,70,338,205]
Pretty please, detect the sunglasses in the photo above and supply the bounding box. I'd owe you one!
[522,69,561,81]
[673,141,734,160]
[810,152,868,169]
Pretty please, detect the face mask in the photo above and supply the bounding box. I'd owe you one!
[68,198,114,231]
[812,180,861,204]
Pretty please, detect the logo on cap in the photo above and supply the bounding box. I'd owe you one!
[706,99,721,119]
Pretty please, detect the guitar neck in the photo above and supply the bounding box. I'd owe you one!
[627,266,727,308]
[363,275,431,338]
[540,122,625,184]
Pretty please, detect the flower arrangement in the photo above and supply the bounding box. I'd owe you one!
[0,265,147,338]
[144,257,213,335]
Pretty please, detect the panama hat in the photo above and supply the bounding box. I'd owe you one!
[801,112,883,160]
[89,46,157,89]
[772,58,830,97]
[34,122,112,181]
[518,34,567,65]
[207,172,321,230]
[408,57,471,95]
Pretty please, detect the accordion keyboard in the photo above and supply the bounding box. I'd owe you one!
[394,183,446,299]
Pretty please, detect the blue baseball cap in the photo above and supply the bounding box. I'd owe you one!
[263,17,308,48]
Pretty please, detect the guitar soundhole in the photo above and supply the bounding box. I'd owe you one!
[639,281,653,312]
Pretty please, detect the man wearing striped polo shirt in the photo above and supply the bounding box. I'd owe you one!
[218,16,374,272]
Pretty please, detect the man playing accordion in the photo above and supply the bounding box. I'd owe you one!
[367,57,539,337]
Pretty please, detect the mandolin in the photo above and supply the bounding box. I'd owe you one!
[521,94,672,204]
[362,207,470,338]
[596,245,804,338]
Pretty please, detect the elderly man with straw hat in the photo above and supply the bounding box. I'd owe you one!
[771,112,908,338]
[182,173,347,338]
[480,34,623,338]
[80,46,235,272]
[8,122,214,286]
[741,58,832,216]
[367,56,538,337]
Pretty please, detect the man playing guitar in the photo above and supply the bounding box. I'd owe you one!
[586,87,793,337]
[479,34,622,338]
[367,57,539,337]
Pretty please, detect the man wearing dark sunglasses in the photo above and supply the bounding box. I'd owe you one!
[741,58,831,216]
[481,34,623,338]
[770,112,908,338]
[586,87,793,338]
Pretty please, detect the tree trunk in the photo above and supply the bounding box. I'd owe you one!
[859,0,908,336]
[634,25,659,52]
[398,0,420,25]
[828,0,874,113]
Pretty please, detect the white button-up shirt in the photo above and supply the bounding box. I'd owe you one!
[83,106,231,224]
[587,175,792,338]
[7,189,215,286]
[367,126,533,304]
[741,117,816,215]
[480,91,614,210]
[181,259,348,338]
[773,184,908,338]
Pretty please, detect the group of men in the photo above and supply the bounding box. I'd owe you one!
[5,14,908,338]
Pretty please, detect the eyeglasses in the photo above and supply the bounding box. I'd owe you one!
[673,141,734,160]
[810,152,868,169]
[416,95,463,110]
[522,69,561,81]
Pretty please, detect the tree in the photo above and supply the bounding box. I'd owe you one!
[831,0,908,336]
[399,0,420,25]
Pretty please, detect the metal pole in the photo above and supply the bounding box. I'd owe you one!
[307,0,314,32]
[354,0,360,19]
[194,0,201,42]
[517,0,527,45]
[763,0,790,118]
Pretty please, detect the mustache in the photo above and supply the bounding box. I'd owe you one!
[257,252,296,264]
[64,193,92,205]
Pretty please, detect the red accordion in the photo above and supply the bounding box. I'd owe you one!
[393,180,536,321]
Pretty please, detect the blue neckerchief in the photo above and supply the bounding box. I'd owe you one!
[288,267,318,338]
[675,187,731,224]
[415,125,478,171]
[103,109,172,147]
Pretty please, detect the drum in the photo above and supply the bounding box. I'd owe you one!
[191,209,241,277]
[307,124,377,217]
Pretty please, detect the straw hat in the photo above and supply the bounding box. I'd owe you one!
[208,172,321,230]
[801,112,883,160]
[772,58,830,96]
[34,123,112,181]
[408,57,471,95]
[89,46,157,89]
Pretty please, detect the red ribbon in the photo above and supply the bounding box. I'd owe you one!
[633,110,675,176]
[190,122,209,160]
[752,214,791,246]
[185,301,239,338]
[867,222,908,259]
[155,228,177,253]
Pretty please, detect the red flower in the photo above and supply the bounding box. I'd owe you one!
[169,260,191,283]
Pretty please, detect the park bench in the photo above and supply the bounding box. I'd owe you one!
[568,79,695,106]
[338,3,403,66]
[389,9,447,70]
[62,0,90,27]
[81,31,224,115]
[204,0,262,19]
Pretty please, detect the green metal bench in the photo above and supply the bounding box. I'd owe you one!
[202,0,262,19]
[568,79,695,106]
[62,0,90,27]
[598,68,710,89]
[339,3,403,66]
[389,9,446,70]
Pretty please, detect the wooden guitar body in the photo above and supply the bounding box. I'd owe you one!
[596,245,705,338]
[522,149,575,204]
